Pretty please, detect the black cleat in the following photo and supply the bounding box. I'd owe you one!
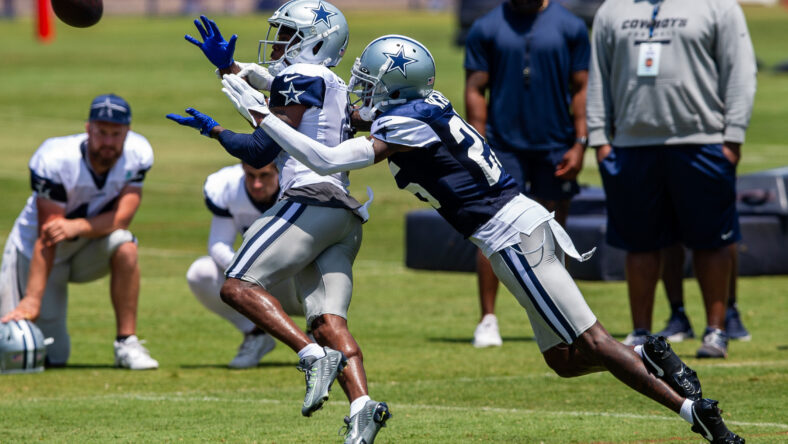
[642,335,702,401]
[691,398,745,443]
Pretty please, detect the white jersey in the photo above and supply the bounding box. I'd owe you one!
[268,64,351,194]
[10,131,153,260]
[203,164,277,235]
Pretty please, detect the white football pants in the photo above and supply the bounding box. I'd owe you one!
[186,256,302,334]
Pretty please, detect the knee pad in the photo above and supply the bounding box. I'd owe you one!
[186,256,222,286]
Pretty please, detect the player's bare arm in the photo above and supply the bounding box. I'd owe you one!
[0,197,64,322]
[555,70,588,180]
[464,70,489,137]
[42,186,141,245]
[722,141,741,165]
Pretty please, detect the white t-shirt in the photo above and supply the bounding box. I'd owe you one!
[10,131,153,261]
[202,164,278,269]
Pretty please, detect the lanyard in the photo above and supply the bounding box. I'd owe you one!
[649,1,662,40]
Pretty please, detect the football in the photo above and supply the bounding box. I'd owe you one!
[51,0,103,28]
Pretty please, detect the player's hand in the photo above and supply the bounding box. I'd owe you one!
[41,218,81,246]
[722,141,741,165]
[555,143,585,180]
[1,298,41,322]
[166,108,220,137]
[236,62,274,91]
[595,144,612,163]
[185,15,237,70]
[221,74,270,127]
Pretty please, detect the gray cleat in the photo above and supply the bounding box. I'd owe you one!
[342,400,391,444]
[297,347,347,417]
[697,328,729,359]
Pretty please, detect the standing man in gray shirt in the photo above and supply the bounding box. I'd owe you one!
[587,0,756,359]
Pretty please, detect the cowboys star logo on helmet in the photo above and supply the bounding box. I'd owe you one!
[280,82,306,105]
[383,46,417,77]
[257,0,349,76]
[348,35,436,121]
[310,2,336,26]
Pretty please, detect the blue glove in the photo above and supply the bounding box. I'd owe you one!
[184,15,237,70]
[166,108,219,137]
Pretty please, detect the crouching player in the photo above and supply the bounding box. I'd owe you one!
[221,35,745,443]
[0,94,158,370]
[187,162,306,368]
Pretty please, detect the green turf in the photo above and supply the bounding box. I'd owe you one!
[0,7,787,443]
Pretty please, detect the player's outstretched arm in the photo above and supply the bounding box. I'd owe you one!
[185,15,238,71]
[220,74,270,126]
[259,114,383,175]
[167,108,223,137]
[166,107,281,168]
[235,62,274,92]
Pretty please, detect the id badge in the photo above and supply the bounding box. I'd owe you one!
[637,42,661,77]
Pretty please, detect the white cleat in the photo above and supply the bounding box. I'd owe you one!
[114,335,159,370]
[228,332,276,369]
[473,314,503,348]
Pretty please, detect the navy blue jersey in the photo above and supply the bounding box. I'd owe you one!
[464,1,590,152]
[371,91,520,237]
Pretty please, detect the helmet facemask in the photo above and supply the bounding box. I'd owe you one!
[258,4,347,77]
[348,56,409,121]
[258,22,303,76]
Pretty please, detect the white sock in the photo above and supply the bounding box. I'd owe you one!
[349,395,371,418]
[679,399,695,424]
[297,343,325,360]
[633,345,645,359]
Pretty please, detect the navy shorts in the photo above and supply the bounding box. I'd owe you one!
[598,144,740,252]
[495,148,580,201]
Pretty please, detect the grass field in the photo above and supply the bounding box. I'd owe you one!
[1,7,787,443]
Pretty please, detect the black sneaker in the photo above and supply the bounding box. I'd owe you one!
[642,336,702,401]
[697,328,729,359]
[725,305,751,341]
[691,398,745,443]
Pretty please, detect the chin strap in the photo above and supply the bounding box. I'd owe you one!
[358,105,378,122]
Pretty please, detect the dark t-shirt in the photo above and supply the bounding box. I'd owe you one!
[464,1,590,152]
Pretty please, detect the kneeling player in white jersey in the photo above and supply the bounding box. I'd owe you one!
[222,35,744,443]
[0,94,158,370]
[187,162,306,368]
[168,3,390,443]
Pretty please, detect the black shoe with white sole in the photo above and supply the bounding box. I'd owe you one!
[691,398,745,443]
[642,335,702,401]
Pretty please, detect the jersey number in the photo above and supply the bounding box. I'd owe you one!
[447,114,502,186]
[389,161,442,208]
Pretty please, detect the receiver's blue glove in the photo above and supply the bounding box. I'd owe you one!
[166,108,219,136]
[185,15,237,69]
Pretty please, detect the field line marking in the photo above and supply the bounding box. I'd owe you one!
[692,359,788,368]
[8,393,787,430]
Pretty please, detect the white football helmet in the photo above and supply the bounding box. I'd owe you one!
[349,35,436,121]
[0,320,47,374]
[257,0,349,76]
